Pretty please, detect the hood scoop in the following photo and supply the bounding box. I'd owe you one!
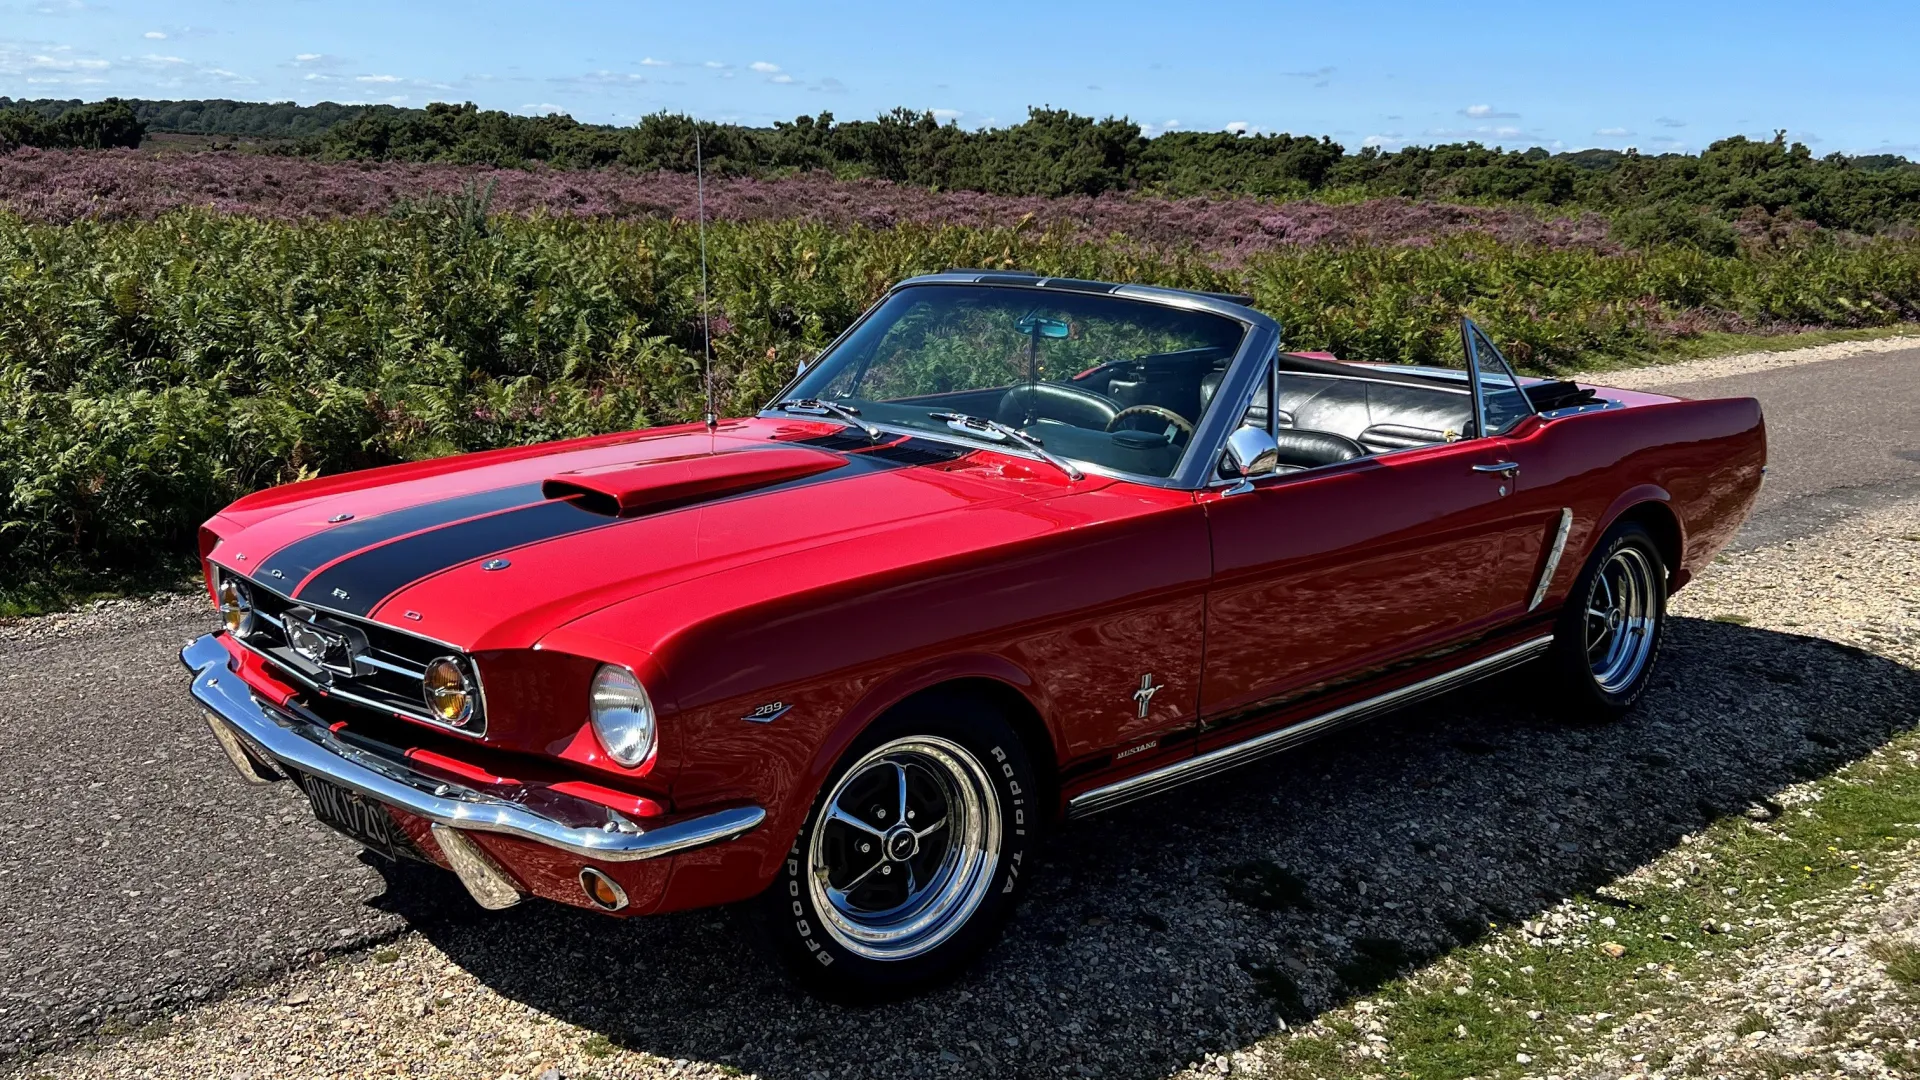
[541,446,848,517]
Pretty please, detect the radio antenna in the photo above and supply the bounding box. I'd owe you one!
[696,124,716,432]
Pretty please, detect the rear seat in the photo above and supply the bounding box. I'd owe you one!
[1202,371,1474,455]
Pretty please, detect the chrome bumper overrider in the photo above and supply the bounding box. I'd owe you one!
[182,634,765,872]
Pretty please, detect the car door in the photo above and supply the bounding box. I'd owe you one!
[1195,334,1541,736]
[1461,320,1570,620]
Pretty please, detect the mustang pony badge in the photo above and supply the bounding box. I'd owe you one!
[1133,674,1163,719]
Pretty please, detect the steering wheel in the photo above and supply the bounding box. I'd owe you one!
[1106,404,1195,440]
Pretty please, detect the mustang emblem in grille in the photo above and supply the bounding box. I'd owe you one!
[283,610,358,676]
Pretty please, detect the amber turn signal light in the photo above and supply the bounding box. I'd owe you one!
[579,867,628,911]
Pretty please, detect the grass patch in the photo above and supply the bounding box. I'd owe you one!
[371,948,401,964]
[1246,727,1920,1078]
[1868,939,1920,987]
[1733,1010,1772,1037]
[581,1034,617,1059]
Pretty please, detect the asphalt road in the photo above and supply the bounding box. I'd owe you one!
[0,347,1915,1063]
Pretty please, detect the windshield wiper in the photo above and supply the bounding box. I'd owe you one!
[773,398,881,441]
[928,412,1084,481]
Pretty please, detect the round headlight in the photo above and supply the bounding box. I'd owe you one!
[422,657,477,727]
[590,664,655,767]
[217,575,255,638]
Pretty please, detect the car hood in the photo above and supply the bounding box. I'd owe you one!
[206,417,1098,651]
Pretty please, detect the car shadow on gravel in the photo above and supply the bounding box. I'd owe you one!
[382,617,1920,1080]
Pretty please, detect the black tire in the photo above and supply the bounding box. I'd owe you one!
[751,693,1042,1002]
[1546,518,1668,720]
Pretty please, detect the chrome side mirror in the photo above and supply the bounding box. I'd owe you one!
[1221,426,1280,496]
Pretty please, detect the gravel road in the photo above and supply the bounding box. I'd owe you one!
[1,340,1916,1076]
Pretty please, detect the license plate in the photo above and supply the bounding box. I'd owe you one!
[297,774,418,861]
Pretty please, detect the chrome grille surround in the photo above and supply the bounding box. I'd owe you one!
[214,568,488,738]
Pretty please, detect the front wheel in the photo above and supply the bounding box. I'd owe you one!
[1545,519,1668,719]
[753,697,1040,1001]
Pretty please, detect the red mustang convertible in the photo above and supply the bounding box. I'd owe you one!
[186,273,1765,998]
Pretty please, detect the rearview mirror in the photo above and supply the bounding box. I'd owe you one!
[1221,426,1280,495]
[1014,314,1072,339]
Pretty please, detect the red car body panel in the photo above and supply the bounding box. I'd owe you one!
[196,360,1765,917]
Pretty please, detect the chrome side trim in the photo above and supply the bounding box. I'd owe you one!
[1066,635,1554,819]
[1530,508,1574,612]
[184,634,765,862]
[1539,399,1623,421]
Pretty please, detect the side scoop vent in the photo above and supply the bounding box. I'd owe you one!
[542,447,848,517]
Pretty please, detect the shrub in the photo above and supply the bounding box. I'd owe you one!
[1612,203,1739,255]
[2,207,1917,597]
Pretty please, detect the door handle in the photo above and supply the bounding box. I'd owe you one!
[1472,461,1520,477]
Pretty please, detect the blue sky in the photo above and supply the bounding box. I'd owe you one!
[2,0,1915,155]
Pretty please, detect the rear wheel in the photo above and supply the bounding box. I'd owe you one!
[1546,519,1668,719]
[754,697,1040,1001]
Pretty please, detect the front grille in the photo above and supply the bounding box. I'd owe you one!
[226,573,485,736]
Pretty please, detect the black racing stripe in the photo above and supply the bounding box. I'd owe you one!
[291,442,947,618]
[257,483,546,590]
[297,498,612,616]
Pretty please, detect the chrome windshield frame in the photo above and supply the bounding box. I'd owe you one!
[759,274,1283,492]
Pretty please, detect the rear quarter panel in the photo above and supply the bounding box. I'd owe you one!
[1525,391,1765,607]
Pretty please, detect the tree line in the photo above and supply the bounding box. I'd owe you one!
[3,96,1919,237]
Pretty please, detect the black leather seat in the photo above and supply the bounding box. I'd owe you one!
[1272,429,1367,469]
[1212,372,1473,452]
[997,383,1121,430]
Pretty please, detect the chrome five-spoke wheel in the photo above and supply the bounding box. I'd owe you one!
[806,736,1001,961]
[1548,518,1668,719]
[1584,544,1659,694]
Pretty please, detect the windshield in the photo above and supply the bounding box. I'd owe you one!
[780,284,1249,479]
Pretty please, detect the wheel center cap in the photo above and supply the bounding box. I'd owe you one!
[1608,609,1623,630]
[884,825,917,862]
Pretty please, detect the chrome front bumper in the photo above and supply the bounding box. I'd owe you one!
[182,634,765,877]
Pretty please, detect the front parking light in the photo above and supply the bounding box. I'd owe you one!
[217,574,256,638]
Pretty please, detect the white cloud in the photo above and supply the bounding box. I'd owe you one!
[1461,104,1520,119]
[565,70,648,84]
[0,43,111,83]
[295,53,323,62]
[1596,127,1632,137]
[202,67,254,84]
[703,60,728,68]
[749,60,780,73]
[141,53,188,65]
[519,102,566,115]
[1363,133,1405,148]
[356,74,401,83]
[143,30,167,40]
[931,108,962,120]
[1224,121,1251,135]
[640,56,670,67]
[1657,116,1686,128]
[769,73,794,84]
